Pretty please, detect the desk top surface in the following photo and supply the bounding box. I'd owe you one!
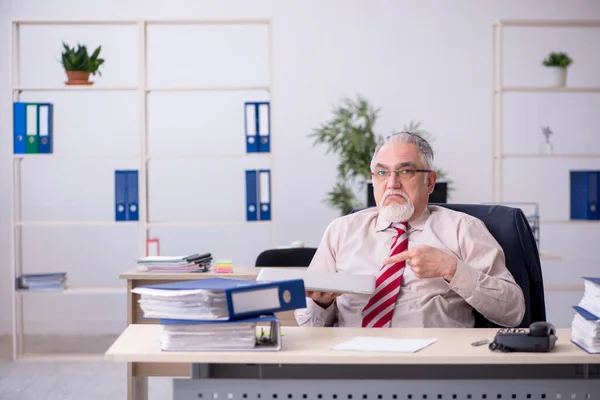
[105,325,599,365]
[120,267,307,281]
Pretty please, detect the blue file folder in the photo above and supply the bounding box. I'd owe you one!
[244,102,258,153]
[257,102,270,153]
[37,103,53,154]
[246,170,258,221]
[13,102,27,154]
[570,171,599,220]
[115,171,128,221]
[258,169,271,221]
[140,277,306,320]
[127,170,139,221]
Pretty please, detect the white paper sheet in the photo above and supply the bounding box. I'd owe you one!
[331,336,438,353]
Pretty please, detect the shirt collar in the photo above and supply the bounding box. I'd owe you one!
[375,206,431,232]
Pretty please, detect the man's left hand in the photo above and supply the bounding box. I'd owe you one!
[383,245,458,281]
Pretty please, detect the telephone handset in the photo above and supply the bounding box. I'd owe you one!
[489,321,557,352]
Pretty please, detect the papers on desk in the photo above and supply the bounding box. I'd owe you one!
[159,314,282,352]
[256,267,376,294]
[571,277,600,354]
[136,253,213,273]
[331,336,438,353]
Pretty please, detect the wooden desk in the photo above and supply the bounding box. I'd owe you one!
[107,326,600,400]
[120,267,306,399]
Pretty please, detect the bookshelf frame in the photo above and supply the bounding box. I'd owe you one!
[491,19,600,247]
[9,18,275,361]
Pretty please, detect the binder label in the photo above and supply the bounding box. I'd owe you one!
[231,287,281,314]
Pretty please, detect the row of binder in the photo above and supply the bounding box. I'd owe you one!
[245,101,270,153]
[115,170,139,221]
[13,100,270,156]
[246,169,271,221]
[13,102,53,154]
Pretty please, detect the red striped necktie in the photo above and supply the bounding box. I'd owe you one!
[361,222,409,328]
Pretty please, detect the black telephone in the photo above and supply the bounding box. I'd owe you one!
[488,321,557,353]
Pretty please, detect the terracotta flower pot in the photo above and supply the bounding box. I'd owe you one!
[65,70,92,85]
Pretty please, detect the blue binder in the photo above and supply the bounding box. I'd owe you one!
[37,103,53,154]
[13,102,27,154]
[115,171,128,221]
[570,171,599,220]
[127,170,139,221]
[244,102,258,153]
[245,170,258,221]
[140,277,306,320]
[257,102,270,153]
[258,169,271,221]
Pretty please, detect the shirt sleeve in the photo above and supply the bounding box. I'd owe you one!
[294,221,340,327]
[447,218,526,327]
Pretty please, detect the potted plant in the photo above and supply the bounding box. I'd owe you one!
[309,95,454,215]
[61,42,105,85]
[542,51,572,87]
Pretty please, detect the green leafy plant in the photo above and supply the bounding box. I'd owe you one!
[61,42,105,76]
[309,95,453,215]
[542,52,573,68]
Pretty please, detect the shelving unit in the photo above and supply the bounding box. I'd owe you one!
[9,18,274,361]
[491,19,600,245]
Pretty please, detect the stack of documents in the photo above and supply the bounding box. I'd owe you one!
[16,273,67,291]
[132,277,306,320]
[133,277,304,351]
[160,314,280,351]
[571,277,600,353]
[136,253,213,273]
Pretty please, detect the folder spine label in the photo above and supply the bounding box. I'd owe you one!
[37,103,53,154]
[25,104,38,154]
[258,169,271,221]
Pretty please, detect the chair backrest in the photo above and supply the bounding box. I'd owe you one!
[352,204,547,328]
[255,247,318,267]
[434,203,546,328]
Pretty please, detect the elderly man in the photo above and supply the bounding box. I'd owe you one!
[295,131,525,328]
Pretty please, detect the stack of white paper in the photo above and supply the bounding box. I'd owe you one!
[136,254,212,273]
[133,287,230,320]
[571,277,600,354]
[331,336,438,353]
[160,321,258,351]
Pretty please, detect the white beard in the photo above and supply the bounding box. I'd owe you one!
[378,191,415,223]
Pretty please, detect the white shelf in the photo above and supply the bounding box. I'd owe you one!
[13,154,140,160]
[146,85,270,93]
[498,86,600,93]
[16,286,126,295]
[496,19,600,28]
[148,220,271,227]
[9,17,275,362]
[13,86,138,92]
[16,221,138,227]
[500,153,600,159]
[146,153,271,161]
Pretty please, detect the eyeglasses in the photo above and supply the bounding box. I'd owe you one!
[372,168,433,182]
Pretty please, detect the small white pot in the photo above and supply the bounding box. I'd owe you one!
[547,66,567,87]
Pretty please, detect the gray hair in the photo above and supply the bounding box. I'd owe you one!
[370,131,434,172]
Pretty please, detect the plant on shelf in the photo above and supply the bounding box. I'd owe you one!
[309,95,453,216]
[60,42,105,85]
[542,51,573,87]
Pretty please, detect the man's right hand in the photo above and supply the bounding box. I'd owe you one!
[306,291,341,309]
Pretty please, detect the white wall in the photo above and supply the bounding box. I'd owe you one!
[1,0,600,337]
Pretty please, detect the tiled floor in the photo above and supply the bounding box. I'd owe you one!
[0,335,171,400]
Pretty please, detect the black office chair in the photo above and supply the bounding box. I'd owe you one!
[352,204,546,328]
[255,247,318,267]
